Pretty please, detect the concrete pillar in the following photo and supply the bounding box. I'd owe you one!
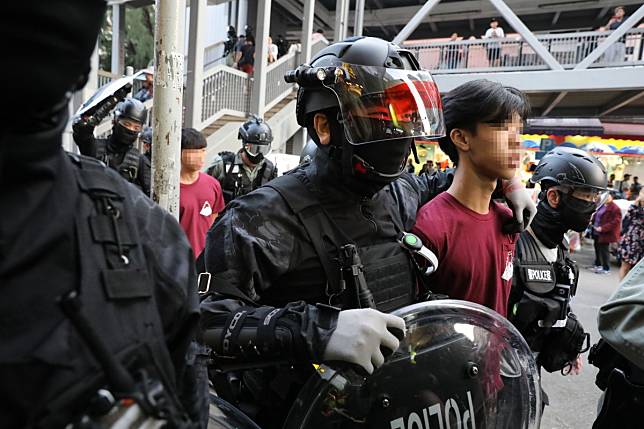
[185,0,206,129]
[151,0,187,218]
[111,4,126,76]
[250,0,271,117]
[354,0,365,37]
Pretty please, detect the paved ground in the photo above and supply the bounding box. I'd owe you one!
[538,241,621,429]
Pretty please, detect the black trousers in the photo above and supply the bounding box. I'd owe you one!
[594,241,611,271]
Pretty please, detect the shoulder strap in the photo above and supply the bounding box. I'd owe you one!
[264,173,351,298]
[517,232,548,264]
[261,161,275,184]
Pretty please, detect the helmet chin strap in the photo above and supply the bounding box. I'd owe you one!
[352,154,406,179]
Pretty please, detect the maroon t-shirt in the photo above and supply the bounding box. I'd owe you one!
[412,192,518,317]
[179,172,225,257]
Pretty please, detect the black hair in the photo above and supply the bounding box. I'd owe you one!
[490,18,499,24]
[181,127,207,150]
[316,28,324,34]
[438,79,530,165]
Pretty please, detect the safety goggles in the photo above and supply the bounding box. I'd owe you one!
[244,142,272,157]
[323,64,445,145]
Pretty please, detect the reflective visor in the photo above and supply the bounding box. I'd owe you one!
[324,64,445,145]
[244,142,272,157]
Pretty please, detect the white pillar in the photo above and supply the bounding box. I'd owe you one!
[237,0,248,35]
[111,4,126,76]
[185,0,206,129]
[334,0,348,42]
[301,0,316,64]
[151,0,187,217]
[250,0,271,117]
[354,0,365,37]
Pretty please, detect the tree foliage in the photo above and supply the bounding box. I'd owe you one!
[98,5,155,72]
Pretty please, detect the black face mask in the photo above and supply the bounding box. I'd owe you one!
[559,193,597,232]
[112,122,139,148]
[531,191,596,248]
[326,114,411,197]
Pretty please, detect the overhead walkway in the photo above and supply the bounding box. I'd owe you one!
[404,27,644,118]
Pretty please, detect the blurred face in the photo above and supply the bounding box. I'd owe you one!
[119,118,143,133]
[181,148,206,172]
[464,112,523,180]
[490,21,498,28]
[615,7,625,18]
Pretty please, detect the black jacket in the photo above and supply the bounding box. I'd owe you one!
[201,150,451,426]
[0,120,203,428]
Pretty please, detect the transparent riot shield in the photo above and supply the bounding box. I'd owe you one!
[284,300,541,429]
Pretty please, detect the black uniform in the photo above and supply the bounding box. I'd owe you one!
[201,151,451,426]
[0,119,205,428]
[73,131,151,196]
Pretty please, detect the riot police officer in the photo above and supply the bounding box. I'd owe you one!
[73,97,152,196]
[509,146,608,403]
[208,115,277,203]
[201,36,537,428]
[0,1,206,427]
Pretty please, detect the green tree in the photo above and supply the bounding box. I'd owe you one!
[99,5,155,73]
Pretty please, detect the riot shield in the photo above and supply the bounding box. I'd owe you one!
[284,300,541,429]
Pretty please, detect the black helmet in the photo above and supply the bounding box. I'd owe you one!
[239,115,273,164]
[294,36,442,131]
[284,300,541,429]
[140,126,153,145]
[531,146,608,192]
[115,98,148,124]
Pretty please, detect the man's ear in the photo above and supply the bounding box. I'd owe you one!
[546,188,561,208]
[314,113,331,146]
[450,128,470,153]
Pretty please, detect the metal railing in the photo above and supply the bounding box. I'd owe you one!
[199,38,328,128]
[405,28,644,74]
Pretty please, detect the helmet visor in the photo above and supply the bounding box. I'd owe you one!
[244,142,272,157]
[323,64,445,145]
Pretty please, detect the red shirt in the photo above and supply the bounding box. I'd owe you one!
[179,172,225,257]
[412,192,518,317]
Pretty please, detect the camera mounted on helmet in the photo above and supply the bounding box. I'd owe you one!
[286,37,446,188]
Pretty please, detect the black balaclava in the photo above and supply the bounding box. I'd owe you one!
[111,121,139,150]
[531,188,597,248]
[319,110,412,197]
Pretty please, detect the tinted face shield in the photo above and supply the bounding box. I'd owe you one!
[323,65,445,146]
[243,142,272,164]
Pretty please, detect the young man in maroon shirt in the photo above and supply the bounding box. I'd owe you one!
[412,79,530,317]
[179,128,225,258]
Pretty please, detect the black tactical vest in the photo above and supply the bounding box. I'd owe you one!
[95,138,142,184]
[509,232,579,351]
[264,171,416,313]
[33,154,179,426]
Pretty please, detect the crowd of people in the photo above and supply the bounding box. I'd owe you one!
[222,25,292,75]
[4,1,644,429]
[439,6,634,70]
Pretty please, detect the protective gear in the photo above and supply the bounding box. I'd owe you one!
[509,231,589,373]
[201,153,454,427]
[140,127,153,145]
[115,98,148,125]
[284,300,542,429]
[589,340,644,429]
[216,150,277,203]
[531,146,608,191]
[322,308,405,375]
[559,192,598,232]
[288,37,444,194]
[3,0,107,126]
[113,121,140,147]
[239,115,273,164]
[503,177,538,233]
